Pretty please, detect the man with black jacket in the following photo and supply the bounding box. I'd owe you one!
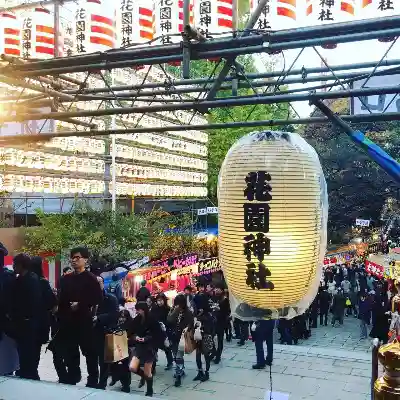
[212,284,230,364]
[58,247,103,387]
[12,253,43,380]
[0,242,19,376]
[319,288,331,326]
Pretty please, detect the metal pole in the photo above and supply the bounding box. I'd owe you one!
[56,58,400,94]
[2,85,400,122]
[182,0,191,79]
[312,99,400,184]
[111,72,117,213]
[203,0,270,104]
[3,111,400,145]
[52,65,400,100]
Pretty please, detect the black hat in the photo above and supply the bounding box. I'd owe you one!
[135,301,149,313]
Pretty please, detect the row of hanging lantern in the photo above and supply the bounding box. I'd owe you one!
[0,0,235,60]
[250,0,399,49]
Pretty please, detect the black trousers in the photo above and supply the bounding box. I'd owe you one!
[319,310,329,326]
[16,330,41,380]
[62,326,99,386]
[239,321,249,344]
[215,328,224,361]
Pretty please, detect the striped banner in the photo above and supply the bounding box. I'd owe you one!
[1,12,21,57]
[33,8,55,58]
[217,0,233,29]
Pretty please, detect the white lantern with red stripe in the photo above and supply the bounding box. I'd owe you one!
[117,0,154,48]
[21,8,54,59]
[359,0,398,42]
[249,0,297,32]
[194,0,234,36]
[153,0,193,45]
[0,12,21,57]
[74,0,115,54]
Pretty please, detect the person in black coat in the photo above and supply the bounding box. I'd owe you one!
[150,293,173,370]
[136,281,151,302]
[127,301,163,397]
[30,257,57,346]
[319,288,331,326]
[212,284,230,364]
[11,253,43,380]
[94,276,119,390]
[193,294,215,382]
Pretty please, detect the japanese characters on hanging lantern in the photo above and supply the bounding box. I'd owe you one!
[359,0,397,41]
[154,0,193,45]
[250,0,271,30]
[0,12,21,57]
[21,8,55,59]
[62,22,74,57]
[194,0,234,37]
[306,0,337,24]
[74,0,115,55]
[360,0,397,16]
[118,0,153,48]
[250,0,297,31]
[242,171,274,291]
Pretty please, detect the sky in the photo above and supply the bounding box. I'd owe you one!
[252,0,400,117]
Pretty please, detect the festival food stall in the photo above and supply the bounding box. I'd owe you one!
[122,253,222,304]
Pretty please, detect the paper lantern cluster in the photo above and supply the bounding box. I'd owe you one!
[218,130,328,320]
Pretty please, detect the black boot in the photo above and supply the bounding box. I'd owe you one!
[137,369,146,388]
[193,370,204,381]
[174,375,182,387]
[121,385,130,393]
[145,377,153,397]
[200,371,209,382]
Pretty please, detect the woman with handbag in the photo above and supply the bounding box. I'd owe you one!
[193,294,215,382]
[127,301,163,397]
[167,294,194,387]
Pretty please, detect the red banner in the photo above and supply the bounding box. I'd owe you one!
[365,260,384,279]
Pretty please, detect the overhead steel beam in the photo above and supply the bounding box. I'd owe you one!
[59,59,400,94]
[1,85,399,122]
[1,112,400,145]
[2,27,399,78]
[45,66,400,101]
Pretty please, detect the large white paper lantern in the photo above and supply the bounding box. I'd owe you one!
[218,130,328,320]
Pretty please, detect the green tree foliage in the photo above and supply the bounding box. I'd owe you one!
[22,204,203,261]
[301,101,400,242]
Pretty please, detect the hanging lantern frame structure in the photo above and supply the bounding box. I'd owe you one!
[0,0,398,187]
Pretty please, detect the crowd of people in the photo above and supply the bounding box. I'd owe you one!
[0,242,397,397]
[0,246,233,397]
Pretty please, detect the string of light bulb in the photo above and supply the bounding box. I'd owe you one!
[0,174,207,197]
[0,147,208,183]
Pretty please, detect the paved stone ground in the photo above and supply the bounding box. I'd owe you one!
[0,315,375,400]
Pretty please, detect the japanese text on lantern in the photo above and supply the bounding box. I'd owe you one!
[121,0,133,47]
[319,0,334,21]
[22,17,32,59]
[243,171,274,291]
[378,0,394,11]
[75,8,86,53]
[198,0,212,35]
[259,0,271,30]
[159,0,173,45]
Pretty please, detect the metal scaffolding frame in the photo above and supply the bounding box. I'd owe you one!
[0,2,400,181]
